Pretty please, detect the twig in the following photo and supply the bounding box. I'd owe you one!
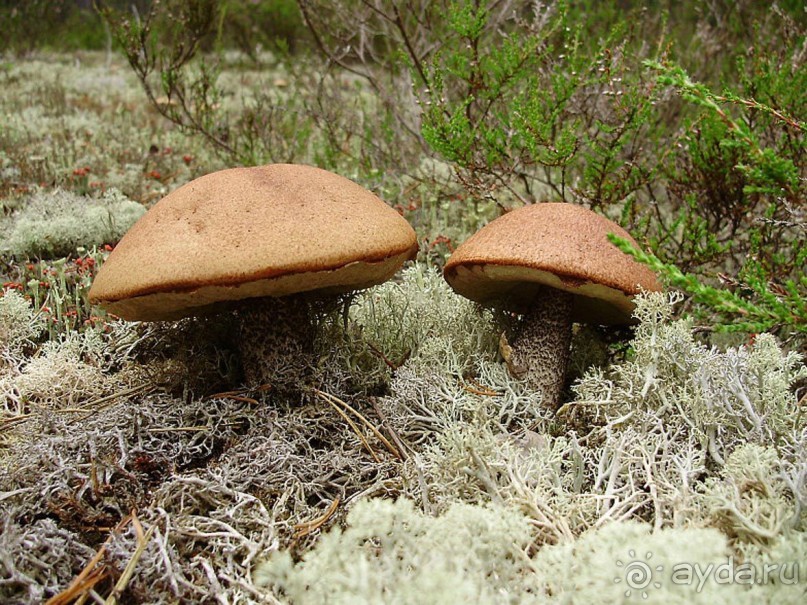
[71,384,156,424]
[293,498,340,538]
[205,384,271,403]
[369,396,410,461]
[315,389,401,459]
[105,512,156,605]
[0,413,33,431]
[315,390,380,462]
[367,341,409,370]
[46,568,108,605]
[46,515,133,605]
[146,426,210,433]
[462,378,500,397]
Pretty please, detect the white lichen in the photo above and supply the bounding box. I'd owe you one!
[1,263,805,603]
[255,497,533,604]
[0,188,145,258]
[572,292,806,461]
[0,290,45,367]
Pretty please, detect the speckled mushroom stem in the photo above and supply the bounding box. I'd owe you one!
[236,296,319,397]
[508,286,574,409]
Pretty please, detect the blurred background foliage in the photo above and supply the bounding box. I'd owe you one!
[0,0,307,54]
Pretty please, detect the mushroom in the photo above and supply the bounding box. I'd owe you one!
[89,164,418,393]
[443,203,661,408]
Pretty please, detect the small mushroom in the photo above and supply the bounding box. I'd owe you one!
[89,164,418,394]
[443,203,661,408]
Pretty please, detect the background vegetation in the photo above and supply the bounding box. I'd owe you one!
[0,1,804,602]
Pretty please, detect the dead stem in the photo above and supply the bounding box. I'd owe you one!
[316,390,380,462]
[46,514,133,605]
[315,389,401,460]
[105,512,155,605]
[293,498,341,539]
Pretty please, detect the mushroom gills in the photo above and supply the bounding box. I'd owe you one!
[507,286,573,408]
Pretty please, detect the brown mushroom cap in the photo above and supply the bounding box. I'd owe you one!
[89,164,418,321]
[443,203,661,324]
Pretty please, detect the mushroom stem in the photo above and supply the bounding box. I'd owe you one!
[236,296,318,396]
[509,286,573,408]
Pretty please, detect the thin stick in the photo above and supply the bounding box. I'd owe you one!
[314,389,400,459]
[105,513,156,605]
[221,395,259,404]
[316,391,380,462]
[0,413,34,432]
[205,384,272,400]
[293,498,340,538]
[146,426,209,433]
[45,515,133,605]
[369,396,409,461]
[71,384,155,424]
[462,378,500,397]
[367,341,409,370]
[45,568,108,605]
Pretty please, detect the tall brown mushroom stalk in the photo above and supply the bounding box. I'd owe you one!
[506,287,574,405]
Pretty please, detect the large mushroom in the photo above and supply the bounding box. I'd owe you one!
[89,164,418,393]
[443,203,661,408]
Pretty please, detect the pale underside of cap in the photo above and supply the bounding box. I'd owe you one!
[89,164,418,321]
[443,203,661,324]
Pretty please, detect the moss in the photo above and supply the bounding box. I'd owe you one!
[0,266,805,602]
[696,444,804,543]
[0,290,45,366]
[0,188,145,258]
[530,521,753,604]
[255,497,534,604]
[1,329,116,412]
[256,498,801,604]
[350,265,499,375]
[313,264,501,397]
[572,292,807,460]
[0,513,96,603]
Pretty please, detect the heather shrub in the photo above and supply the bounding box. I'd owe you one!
[101,0,805,336]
